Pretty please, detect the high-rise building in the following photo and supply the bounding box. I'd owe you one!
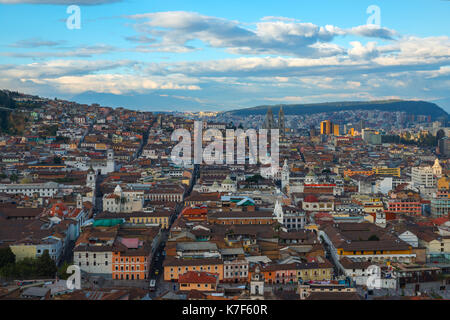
[320,120,332,135]
[439,137,450,157]
[278,106,285,135]
[333,124,340,136]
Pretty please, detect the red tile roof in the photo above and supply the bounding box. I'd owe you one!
[178,271,218,284]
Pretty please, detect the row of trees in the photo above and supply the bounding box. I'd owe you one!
[0,247,58,280]
[382,133,438,147]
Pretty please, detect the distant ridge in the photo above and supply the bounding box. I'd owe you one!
[222,100,449,120]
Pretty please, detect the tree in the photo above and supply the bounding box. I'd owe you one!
[0,247,15,269]
[36,250,57,277]
[57,261,71,280]
[19,177,33,184]
[246,174,263,183]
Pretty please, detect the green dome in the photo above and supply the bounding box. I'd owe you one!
[222,175,233,184]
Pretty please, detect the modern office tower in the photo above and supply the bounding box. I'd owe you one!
[320,120,332,135]
[333,124,340,136]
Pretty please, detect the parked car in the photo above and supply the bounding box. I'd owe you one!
[149,279,156,291]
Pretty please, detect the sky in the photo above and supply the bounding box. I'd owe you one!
[0,0,449,112]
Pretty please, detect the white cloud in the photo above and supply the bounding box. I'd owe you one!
[348,41,380,60]
[1,44,117,58]
[31,74,200,94]
[126,12,396,57]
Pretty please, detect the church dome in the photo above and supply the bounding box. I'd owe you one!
[222,175,233,185]
[114,184,123,194]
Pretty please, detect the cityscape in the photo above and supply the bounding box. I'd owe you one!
[0,0,449,310]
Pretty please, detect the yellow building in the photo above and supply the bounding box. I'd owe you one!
[297,266,333,282]
[128,212,171,229]
[163,258,224,281]
[437,176,450,190]
[95,143,107,150]
[374,167,401,177]
[10,244,37,262]
[320,120,332,135]
[333,124,340,136]
[343,169,374,177]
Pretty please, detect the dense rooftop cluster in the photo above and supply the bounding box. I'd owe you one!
[0,91,449,300]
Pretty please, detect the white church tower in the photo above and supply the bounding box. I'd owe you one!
[106,149,116,173]
[250,266,265,299]
[281,159,289,189]
[273,199,284,224]
[86,166,96,189]
[433,158,442,178]
[76,193,83,209]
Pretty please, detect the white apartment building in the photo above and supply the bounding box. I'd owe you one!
[411,166,436,188]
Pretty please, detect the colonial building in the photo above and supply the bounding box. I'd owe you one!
[103,184,144,213]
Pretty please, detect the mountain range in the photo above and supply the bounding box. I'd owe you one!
[221,100,449,120]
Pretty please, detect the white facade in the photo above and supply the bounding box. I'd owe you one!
[103,184,144,213]
[224,259,249,282]
[281,160,289,189]
[0,181,59,197]
[74,249,112,276]
[66,149,116,175]
[411,166,436,188]
[398,230,419,248]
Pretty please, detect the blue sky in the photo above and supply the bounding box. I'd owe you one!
[0,0,449,112]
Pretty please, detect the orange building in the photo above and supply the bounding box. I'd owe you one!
[163,258,224,282]
[182,206,208,221]
[112,238,151,280]
[320,120,332,135]
[178,271,219,292]
[333,124,340,136]
[343,169,375,177]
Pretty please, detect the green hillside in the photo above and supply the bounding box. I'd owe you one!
[223,100,448,120]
